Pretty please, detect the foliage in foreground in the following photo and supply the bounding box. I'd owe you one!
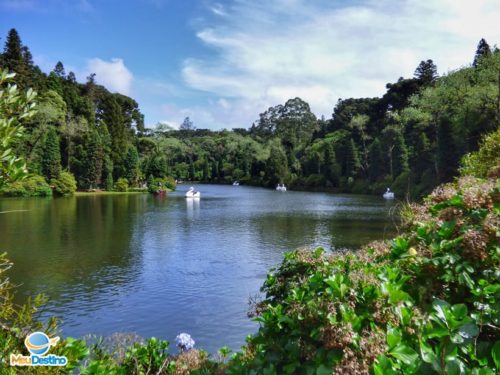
[232,176,499,374]
[0,68,34,188]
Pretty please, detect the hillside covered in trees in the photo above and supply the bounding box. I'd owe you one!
[1,28,499,198]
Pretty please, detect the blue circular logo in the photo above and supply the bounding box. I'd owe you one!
[25,332,51,355]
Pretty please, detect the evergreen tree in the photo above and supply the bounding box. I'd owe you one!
[124,145,140,186]
[392,130,409,177]
[41,127,61,181]
[368,138,384,181]
[344,139,361,177]
[103,156,114,191]
[473,38,492,67]
[413,133,433,179]
[100,94,127,166]
[2,29,24,73]
[82,131,104,189]
[324,142,340,186]
[414,59,438,86]
[2,29,38,89]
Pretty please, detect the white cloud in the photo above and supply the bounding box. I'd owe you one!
[180,0,500,128]
[210,3,227,17]
[87,58,133,95]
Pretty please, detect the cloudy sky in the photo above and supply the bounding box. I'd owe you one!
[1,0,499,129]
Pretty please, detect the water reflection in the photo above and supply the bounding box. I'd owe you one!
[0,185,396,353]
[186,198,200,220]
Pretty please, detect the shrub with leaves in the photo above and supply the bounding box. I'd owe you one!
[228,175,499,374]
[1,174,52,197]
[51,170,77,197]
[114,177,129,192]
[460,129,500,179]
[0,69,36,188]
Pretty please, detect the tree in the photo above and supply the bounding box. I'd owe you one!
[2,29,24,74]
[473,38,491,67]
[324,142,340,186]
[41,127,61,181]
[124,145,140,186]
[348,114,371,174]
[103,156,114,191]
[180,116,195,131]
[344,139,361,177]
[266,142,288,185]
[275,98,317,151]
[414,59,438,86]
[381,126,408,179]
[368,138,384,181]
[99,94,127,168]
[53,62,66,78]
[2,29,36,89]
[81,131,104,189]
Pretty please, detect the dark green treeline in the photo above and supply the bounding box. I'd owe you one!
[2,29,498,198]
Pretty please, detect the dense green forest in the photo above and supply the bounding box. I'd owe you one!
[1,28,499,198]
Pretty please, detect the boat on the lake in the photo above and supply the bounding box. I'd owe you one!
[233,181,240,186]
[185,186,201,198]
[276,184,287,192]
[383,188,394,199]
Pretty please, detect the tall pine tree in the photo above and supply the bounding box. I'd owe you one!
[414,59,438,86]
[41,127,61,181]
[473,38,491,67]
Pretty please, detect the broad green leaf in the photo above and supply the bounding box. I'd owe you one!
[451,304,467,320]
[390,344,418,365]
[387,328,402,349]
[316,364,331,375]
[458,323,479,340]
[492,340,500,369]
[445,359,462,375]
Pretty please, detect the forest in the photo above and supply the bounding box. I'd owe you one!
[1,28,499,198]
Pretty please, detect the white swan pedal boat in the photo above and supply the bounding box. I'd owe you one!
[185,187,201,198]
[383,188,394,199]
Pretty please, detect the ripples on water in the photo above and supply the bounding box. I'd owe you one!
[0,185,396,352]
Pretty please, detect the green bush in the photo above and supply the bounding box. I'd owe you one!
[163,176,176,191]
[460,128,500,178]
[51,171,77,197]
[148,176,176,193]
[1,175,52,197]
[147,174,158,193]
[114,177,129,192]
[227,175,499,374]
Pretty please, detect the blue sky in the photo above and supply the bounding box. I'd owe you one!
[1,0,499,130]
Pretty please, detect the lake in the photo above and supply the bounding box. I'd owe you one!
[0,184,397,353]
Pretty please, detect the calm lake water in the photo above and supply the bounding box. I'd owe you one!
[0,184,397,353]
